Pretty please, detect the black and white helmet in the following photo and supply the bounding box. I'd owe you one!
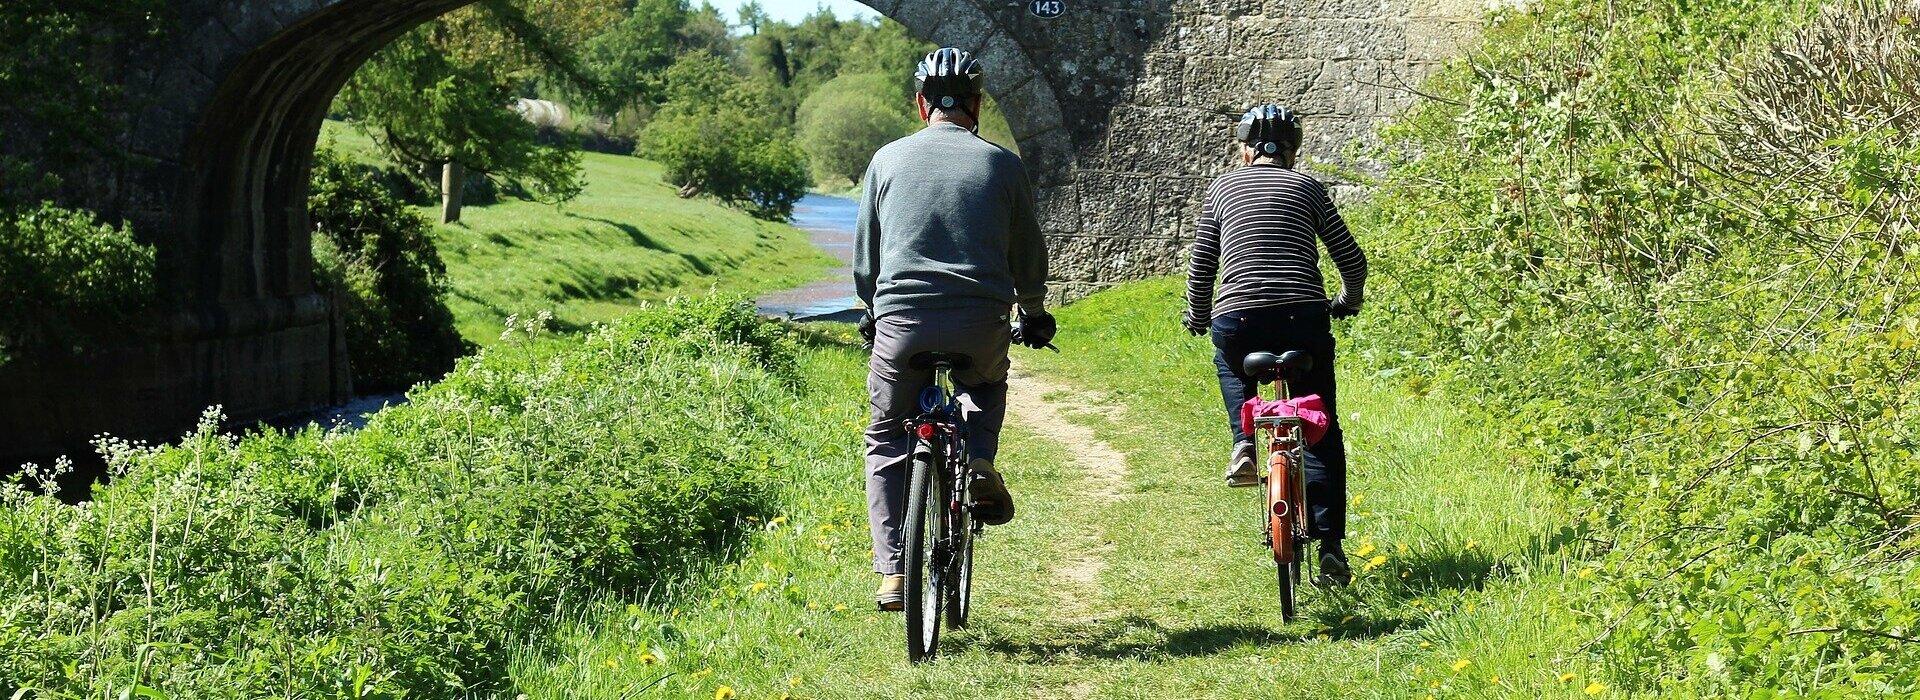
[914,47,985,111]
[1236,104,1303,158]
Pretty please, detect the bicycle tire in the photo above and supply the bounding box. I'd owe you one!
[903,440,944,662]
[1268,448,1301,622]
[948,472,976,629]
[1278,559,1297,622]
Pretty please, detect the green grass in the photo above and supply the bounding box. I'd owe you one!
[508,278,1606,699]
[318,121,834,344]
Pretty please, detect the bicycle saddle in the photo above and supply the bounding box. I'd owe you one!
[908,351,973,371]
[1243,350,1313,385]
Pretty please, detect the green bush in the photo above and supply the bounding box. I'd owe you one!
[309,148,470,391]
[0,203,154,363]
[0,296,821,697]
[796,72,916,185]
[639,55,810,220]
[1345,0,1919,695]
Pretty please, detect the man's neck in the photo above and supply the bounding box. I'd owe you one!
[927,113,978,131]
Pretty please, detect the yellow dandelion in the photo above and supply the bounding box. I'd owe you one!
[1465,539,1478,550]
[1577,568,1596,579]
[1362,555,1387,571]
[1352,494,1365,505]
[604,659,618,669]
[1584,682,1607,695]
[833,603,849,612]
[751,582,770,593]
[1429,680,1440,689]
[788,677,802,687]
[1490,675,1501,684]
[1401,570,1411,579]
[1419,641,1433,648]
[806,601,819,610]
[714,686,736,700]
[770,515,788,526]
[1414,665,1424,675]
[692,668,713,679]
[639,652,659,665]
[1558,673,1577,683]
[1452,659,1472,672]
[1353,543,1377,558]
[1397,543,1410,554]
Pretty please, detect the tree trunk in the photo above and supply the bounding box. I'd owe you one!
[440,161,465,224]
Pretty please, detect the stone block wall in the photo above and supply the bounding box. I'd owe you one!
[995,0,1486,302]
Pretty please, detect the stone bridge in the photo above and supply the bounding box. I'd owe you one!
[0,0,1481,457]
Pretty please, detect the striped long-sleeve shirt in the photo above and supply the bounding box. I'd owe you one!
[1184,164,1367,321]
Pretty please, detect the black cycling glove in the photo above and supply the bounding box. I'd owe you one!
[1329,296,1361,319]
[858,311,877,347]
[1014,311,1056,348]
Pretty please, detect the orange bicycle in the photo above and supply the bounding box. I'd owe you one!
[1243,350,1316,622]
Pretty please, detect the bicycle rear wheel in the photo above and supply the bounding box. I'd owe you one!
[903,440,945,662]
[1268,449,1300,622]
[947,479,976,629]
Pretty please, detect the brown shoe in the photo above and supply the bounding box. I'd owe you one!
[875,574,906,611]
[968,458,1015,526]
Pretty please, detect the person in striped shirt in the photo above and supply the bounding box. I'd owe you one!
[1182,104,1367,586]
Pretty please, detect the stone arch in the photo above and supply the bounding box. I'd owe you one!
[151,0,1070,307]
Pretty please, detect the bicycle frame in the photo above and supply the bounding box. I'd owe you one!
[1253,373,1312,621]
[902,363,981,662]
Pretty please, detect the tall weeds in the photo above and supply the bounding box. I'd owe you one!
[0,296,835,698]
[1350,0,1919,694]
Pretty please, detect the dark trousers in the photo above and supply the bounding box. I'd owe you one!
[1211,303,1347,542]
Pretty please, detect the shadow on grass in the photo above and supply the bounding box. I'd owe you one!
[962,611,1417,662]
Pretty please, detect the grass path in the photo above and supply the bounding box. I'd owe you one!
[512,280,1607,699]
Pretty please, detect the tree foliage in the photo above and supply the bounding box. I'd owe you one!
[309,149,469,391]
[0,204,154,363]
[639,55,810,220]
[797,73,917,184]
[335,0,615,215]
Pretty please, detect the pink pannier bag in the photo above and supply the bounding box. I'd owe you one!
[1240,394,1331,447]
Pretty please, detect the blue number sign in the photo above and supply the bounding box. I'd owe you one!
[1028,0,1065,18]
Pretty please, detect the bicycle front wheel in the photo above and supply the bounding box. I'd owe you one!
[903,440,945,662]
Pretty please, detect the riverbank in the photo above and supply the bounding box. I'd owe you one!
[318,121,837,345]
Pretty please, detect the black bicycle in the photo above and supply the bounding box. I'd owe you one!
[900,351,981,663]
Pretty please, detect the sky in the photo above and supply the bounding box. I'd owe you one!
[712,0,878,26]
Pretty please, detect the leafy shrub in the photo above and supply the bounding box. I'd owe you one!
[796,72,917,185]
[0,296,825,697]
[309,148,471,391]
[1345,0,1919,695]
[0,203,154,363]
[640,55,810,220]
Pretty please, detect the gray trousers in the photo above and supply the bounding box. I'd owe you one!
[866,307,1011,575]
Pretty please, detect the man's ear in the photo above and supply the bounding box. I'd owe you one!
[915,94,931,121]
[968,94,984,116]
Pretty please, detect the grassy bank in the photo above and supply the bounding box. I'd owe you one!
[0,297,861,698]
[320,122,834,344]
[510,278,1587,698]
[1348,0,1919,693]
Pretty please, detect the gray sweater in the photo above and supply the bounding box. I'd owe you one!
[854,123,1048,318]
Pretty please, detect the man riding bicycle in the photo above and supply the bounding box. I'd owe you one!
[856,48,1054,611]
[1183,104,1367,587]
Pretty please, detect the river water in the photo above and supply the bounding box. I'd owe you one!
[753,193,861,322]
